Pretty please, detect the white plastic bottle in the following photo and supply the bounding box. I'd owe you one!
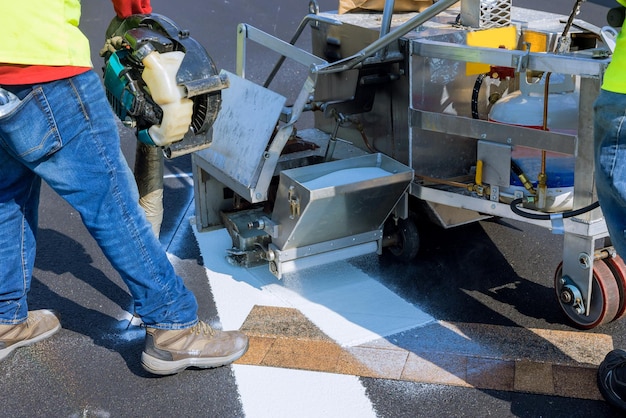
[141,50,193,146]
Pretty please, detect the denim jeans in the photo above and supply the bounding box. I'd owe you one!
[0,70,198,329]
[594,89,626,258]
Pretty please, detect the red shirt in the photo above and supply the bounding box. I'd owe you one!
[0,65,91,85]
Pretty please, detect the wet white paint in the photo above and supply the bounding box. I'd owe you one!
[301,167,391,189]
[193,227,434,345]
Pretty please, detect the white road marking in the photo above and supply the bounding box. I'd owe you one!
[193,226,434,417]
[194,227,433,343]
[233,365,377,418]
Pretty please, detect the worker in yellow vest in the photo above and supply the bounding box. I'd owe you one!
[596,0,626,412]
[0,0,248,375]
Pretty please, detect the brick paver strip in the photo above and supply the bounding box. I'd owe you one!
[236,305,610,400]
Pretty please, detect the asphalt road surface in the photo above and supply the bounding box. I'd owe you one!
[1,0,624,417]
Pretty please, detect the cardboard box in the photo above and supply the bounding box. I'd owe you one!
[339,0,434,14]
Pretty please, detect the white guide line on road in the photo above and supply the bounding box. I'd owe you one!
[193,226,435,417]
[163,172,193,178]
[233,365,377,418]
[163,172,194,184]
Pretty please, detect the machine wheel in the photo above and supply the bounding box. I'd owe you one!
[603,255,626,321]
[554,261,620,329]
[383,215,420,262]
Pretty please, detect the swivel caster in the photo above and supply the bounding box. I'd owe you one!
[554,260,621,329]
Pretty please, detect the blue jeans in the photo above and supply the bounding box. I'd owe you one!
[594,89,626,257]
[0,70,198,329]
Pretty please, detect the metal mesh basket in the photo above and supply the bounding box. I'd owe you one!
[460,0,512,28]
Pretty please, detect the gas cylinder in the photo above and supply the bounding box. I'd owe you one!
[488,72,578,212]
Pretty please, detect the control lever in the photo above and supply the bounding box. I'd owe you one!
[556,0,587,53]
[601,26,619,53]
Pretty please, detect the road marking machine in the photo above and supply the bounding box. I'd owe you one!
[104,0,623,329]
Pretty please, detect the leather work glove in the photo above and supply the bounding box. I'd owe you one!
[100,0,153,57]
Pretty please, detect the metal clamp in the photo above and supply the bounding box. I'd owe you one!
[288,186,301,219]
[0,88,21,118]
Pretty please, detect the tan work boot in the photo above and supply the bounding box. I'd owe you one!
[0,309,61,361]
[141,321,249,375]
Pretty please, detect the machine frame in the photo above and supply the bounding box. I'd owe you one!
[192,0,622,329]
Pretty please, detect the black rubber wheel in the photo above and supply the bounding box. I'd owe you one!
[383,216,420,262]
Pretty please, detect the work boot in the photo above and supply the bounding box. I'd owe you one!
[598,349,626,412]
[0,310,61,361]
[141,321,249,375]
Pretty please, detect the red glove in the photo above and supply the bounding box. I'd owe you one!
[111,0,152,18]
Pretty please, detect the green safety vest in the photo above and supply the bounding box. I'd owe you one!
[0,0,92,67]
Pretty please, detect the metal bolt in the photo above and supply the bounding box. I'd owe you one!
[560,289,573,304]
[578,253,591,269]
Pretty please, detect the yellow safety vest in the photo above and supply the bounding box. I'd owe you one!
[0,0,92,67]
[603,0,626,93]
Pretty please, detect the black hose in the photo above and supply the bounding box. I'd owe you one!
[510,198,600,220]
[510,160,523,177]
[510,160,536,194]
[471,73,487,119]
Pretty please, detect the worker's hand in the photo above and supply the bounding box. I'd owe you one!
[101,0,153,57]
[111,0,152,19]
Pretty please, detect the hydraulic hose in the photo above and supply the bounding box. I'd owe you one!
[510,197,600,221]
[134,142,164,238]
[471,73,487,120]
[510,160,536,195]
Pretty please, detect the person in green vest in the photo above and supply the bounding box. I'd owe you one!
[0,0,248,375]
[596,0,626,412]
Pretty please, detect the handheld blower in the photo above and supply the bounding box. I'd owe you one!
[101,14,228,158]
